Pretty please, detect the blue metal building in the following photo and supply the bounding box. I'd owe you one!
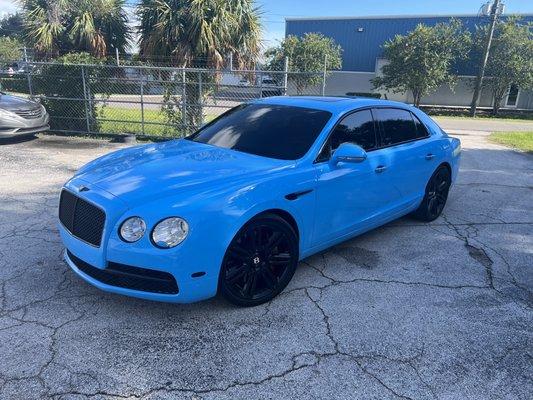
[285,14,533,109]
[285,14,533,72]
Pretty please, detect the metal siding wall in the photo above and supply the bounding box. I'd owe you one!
[286,15,532,73]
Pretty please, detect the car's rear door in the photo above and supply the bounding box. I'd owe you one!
[372,107,438,209]
[311,109,397,246]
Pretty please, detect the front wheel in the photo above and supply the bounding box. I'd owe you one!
[219,214,299,307]
[411,165,451,222]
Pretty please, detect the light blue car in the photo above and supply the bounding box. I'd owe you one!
[59,96,461,306]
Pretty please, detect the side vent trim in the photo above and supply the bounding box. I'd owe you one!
[285,189,313,201]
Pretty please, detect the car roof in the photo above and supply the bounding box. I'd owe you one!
[252,96,414,115]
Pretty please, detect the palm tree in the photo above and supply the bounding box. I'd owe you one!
[137,0,262,132]
[22,0,131,58]
[137,0,261,69]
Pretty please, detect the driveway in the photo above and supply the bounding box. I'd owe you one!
[0,130,531,399]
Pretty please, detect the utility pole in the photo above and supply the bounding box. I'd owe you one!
[321,54,328,96]
[469,0,503,116]
[115,48,120,65]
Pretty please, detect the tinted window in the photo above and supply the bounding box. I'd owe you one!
[412,114,429,138]
[375,108,419,146]
[330,109,376,151]
[187,104,331,160]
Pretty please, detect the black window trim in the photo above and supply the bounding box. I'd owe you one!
[314,106,379,164]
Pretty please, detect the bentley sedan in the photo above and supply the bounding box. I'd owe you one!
[59,96,461,306]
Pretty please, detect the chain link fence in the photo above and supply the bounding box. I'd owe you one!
[0,62,325,138]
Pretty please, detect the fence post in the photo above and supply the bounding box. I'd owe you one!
[259,70,263,98]
[80,66,91,133]
[198,70,203,126]
[140,72,145,136]
[181,69,187,134]
[283,57,289,96]
[23,47,33,97]
[321,54,328,96]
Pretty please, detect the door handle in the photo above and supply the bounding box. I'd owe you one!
[375,165,387,173]
[425,153,435,160]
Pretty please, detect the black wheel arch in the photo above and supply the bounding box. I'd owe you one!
[250,209,299,240]
[438,162,452,179]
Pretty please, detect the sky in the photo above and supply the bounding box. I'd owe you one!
[2,0,532,48]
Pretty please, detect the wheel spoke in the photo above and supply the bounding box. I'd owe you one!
[261,266,278,289]
[436,192,447,204]
[243,272,257,297]
[428,197,438,215]
[251,227,262,250]
[226,264,247,284]
[228,244,252,260]
[270,253,291,265]
[266,231,284,252]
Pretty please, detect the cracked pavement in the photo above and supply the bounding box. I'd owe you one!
[0,127,532,399]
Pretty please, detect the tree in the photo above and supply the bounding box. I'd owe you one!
[0,37,22,66]
[0,13,24,39]
[473,18,533,115]
[21,0,131,58]
[137,0,262,132]
[372,19,470,107]
[264,33,342,94]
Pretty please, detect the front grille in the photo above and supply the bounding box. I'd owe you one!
[59,190,105,247]
[67,251,179,294]
[14,108,43,119]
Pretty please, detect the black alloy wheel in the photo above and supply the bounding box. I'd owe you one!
[219,214,298,306]
[412,165,451,222]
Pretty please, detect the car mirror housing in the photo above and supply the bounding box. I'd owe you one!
[330,143,367,166]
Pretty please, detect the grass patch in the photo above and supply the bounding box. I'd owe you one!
[96,106,217,137]
[489,131,533,153]
[97,106,176,136]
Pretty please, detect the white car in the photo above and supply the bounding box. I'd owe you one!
[0,93,50,138]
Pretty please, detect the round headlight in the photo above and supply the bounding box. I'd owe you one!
[119,217,146,242]
[151,217,189,248]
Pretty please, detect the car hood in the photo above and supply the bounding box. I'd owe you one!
[0,93,41,111]
[74,139,293,205]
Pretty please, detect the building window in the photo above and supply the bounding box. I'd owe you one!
[506,84,520,107]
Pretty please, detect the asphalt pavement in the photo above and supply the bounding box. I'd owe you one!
[0,125,531,399]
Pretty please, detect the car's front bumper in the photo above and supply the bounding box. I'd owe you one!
[63,244,220,303]
[0,109,50,138]
[0,124,50,138]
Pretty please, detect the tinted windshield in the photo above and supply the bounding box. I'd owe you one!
[187,104,332,160]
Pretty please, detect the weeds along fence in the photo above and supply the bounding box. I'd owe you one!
[0,62,325,138]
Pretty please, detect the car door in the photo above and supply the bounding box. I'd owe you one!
[373,107,438,211]
[312,109,398,246]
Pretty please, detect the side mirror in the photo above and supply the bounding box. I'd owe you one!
[330,143,367,166]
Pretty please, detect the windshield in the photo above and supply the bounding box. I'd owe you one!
[187,104,332,160]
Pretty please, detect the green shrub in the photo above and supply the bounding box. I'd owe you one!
[33,53,107,132]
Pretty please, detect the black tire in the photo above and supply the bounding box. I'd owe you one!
[411,165,451,222]
[219,213,299,307]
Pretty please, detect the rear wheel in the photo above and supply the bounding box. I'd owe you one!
[411,166,451,222]
[219,214,298,307]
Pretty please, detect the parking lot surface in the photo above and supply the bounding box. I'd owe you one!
[0,128,532,399]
